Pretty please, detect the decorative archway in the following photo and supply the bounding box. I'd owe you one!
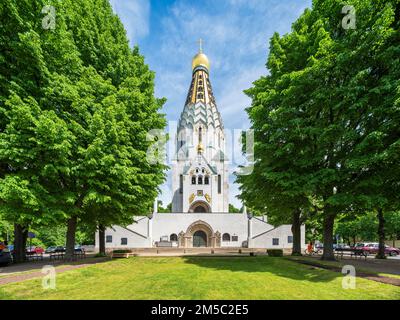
[189,201,211,213]
[178,220,221,248]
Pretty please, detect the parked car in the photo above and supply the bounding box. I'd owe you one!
[362,243,400,256]
[54,246,66,253]
[74,245,84,253]
[333,243,351,250]
[0,247,13,266]
[45,246,57,254]
[26,246,45,255]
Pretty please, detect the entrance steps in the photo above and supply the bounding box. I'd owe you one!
[110,247,271,257]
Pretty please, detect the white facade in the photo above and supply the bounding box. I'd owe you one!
[97,47,303,250]
[96,212,305,250]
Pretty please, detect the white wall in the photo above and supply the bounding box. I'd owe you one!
[95,212,305,250]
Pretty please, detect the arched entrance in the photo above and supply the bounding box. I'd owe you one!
[189,201,211,213]
[193,230,207,247]
[178,220,221,248]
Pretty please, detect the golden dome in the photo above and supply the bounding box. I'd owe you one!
[192,53,210,71]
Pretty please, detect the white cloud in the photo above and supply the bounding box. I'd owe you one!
[111,0,311,208]
[109,0,150,45]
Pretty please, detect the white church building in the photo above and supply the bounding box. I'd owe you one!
[96,45,304,251]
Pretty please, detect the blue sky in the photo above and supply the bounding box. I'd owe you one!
[109,0,312,209]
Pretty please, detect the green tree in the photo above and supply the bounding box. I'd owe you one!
[239,0,400,260]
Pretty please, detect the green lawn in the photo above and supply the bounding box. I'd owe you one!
[0,256,399,300]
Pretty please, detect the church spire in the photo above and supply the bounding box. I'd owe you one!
[180,43,223,130]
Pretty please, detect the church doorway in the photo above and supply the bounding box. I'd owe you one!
[189,201,211,213]
[193,230,207,247]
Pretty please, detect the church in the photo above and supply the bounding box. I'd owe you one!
[96,44,304,250]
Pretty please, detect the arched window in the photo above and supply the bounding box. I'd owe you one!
[192,176,196,184]
[198,80,203,86]
[197,93,204,99]
[198,176,203,185]
[198,127,202,143]
[196,168,199,173]
[201,168,205,173]
[204,176,209,185]
[170,234,178,242]
[222,233,231,241]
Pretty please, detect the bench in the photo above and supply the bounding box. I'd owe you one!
[335,248,368,260]
[26,253,43,261]
[49,252,65,260]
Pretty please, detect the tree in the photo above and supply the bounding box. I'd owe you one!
[0,0,166,261]
[239,0,400,260]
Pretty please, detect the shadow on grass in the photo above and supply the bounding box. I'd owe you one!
[181,255,342,283]
[0,256,111,276]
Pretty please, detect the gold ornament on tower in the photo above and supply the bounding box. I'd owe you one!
[192,38,210,71]
[205,194,211,204]
[197,143,204,154]
[189,193,195,204]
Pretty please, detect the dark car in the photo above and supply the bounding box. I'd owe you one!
[0,247,12,266]
[55,246,66,253]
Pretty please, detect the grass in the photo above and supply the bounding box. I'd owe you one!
[0,256,399,300]
[286,256,400,279]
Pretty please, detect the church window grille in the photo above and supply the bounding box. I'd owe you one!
[106,235,112,243]
[170,234,178,242]
[232,235,238,242]
[197,93,204,99]
[218,175,221,194]
[198,176,203,185]
[192,176,196,185]
[222,233,231,241]
[288,236,293,243]
[179,175,183,193]
[121,238,128,245]
[273,238,279,246]
[199,80,203,86]
[204,176,209,185]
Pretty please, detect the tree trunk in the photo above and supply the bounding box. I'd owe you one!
[321,213,336,261]
[99,224,105,256]
[376,208,386,259]
[13,224,28,263]
[65,216,77,260]
[291,209,302,256]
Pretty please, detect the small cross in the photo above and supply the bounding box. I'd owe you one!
[197,38,203,53]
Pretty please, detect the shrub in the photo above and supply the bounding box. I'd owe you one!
[112,249,132,254]
[267,249,283,257]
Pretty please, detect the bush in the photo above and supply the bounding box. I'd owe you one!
[267,249,283,257]
[112,249,132,254]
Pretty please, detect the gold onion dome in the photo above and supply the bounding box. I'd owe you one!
[192,52,210,71]
[192,38,210,71]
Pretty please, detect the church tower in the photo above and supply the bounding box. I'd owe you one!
[172,41,229,213]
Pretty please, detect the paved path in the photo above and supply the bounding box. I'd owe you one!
[289,256,400,286]
[0,257,110,285]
